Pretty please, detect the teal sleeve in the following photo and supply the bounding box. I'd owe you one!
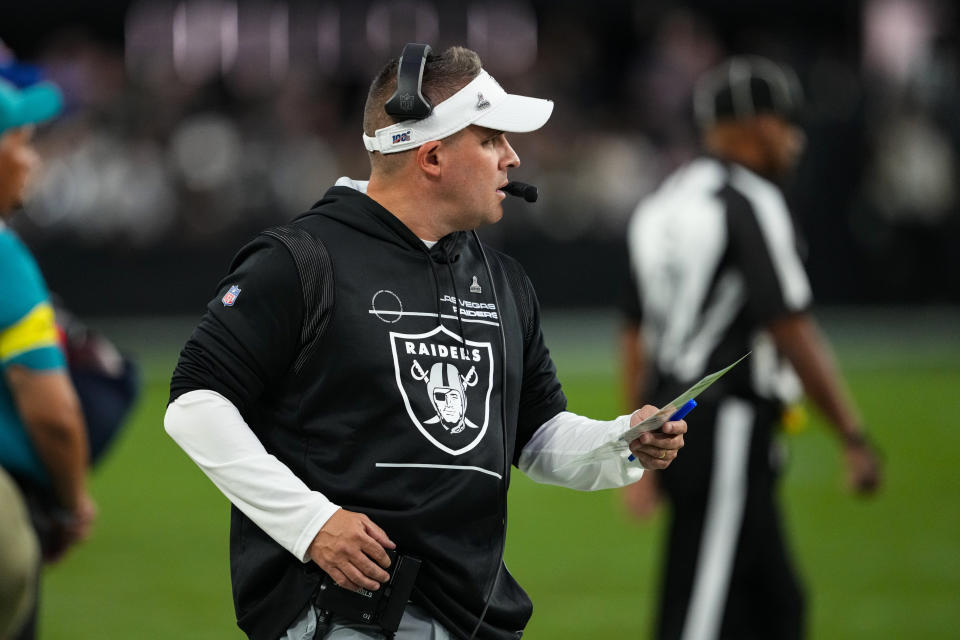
[0,230,51,328]
[7,346,66,371]
[0,229,65,372]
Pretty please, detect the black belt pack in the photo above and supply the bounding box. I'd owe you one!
[313,550,422,634]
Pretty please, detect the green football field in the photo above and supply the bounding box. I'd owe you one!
[37,311,960,639]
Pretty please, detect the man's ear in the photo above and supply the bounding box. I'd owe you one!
[416,140,443,178]
[0,126,34,147]
[756,114,795,141]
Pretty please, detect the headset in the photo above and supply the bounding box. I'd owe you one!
[385,42,540,639]
[385,43,538,202]
[385,43,434,119]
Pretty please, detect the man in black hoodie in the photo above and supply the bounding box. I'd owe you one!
[165,45,688,640]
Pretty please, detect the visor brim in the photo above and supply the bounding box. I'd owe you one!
[473,93,554,133]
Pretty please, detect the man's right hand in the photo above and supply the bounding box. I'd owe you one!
[308,508,396,592]
[45,491,98,564]
[66,491,97,545]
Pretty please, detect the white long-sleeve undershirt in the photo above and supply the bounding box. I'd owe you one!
[164,389,644,562]
[164,390,339,562]
[516,411,645,490]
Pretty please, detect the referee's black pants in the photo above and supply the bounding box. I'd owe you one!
[655,396,806,640]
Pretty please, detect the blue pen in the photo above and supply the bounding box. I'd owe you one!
[628,399,697,462]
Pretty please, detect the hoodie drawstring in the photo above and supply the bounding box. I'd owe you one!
[443,240,468,343]
[417,242,444,328]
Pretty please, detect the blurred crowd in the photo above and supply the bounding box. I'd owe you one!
[2,0,958,312]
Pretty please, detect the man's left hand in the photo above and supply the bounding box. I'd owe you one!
[627,404,686,470]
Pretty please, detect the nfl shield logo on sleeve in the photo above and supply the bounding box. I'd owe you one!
[221,285,241,307]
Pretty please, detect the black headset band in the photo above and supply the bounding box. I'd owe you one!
[384,43,434,120]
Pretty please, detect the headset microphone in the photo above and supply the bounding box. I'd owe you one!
[502,181,539,203]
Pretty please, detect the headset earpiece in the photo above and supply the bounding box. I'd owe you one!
[384,43,434,120]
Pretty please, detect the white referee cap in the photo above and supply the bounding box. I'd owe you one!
[693,56,803,129]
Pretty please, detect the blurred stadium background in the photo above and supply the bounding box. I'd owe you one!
[3,0,959,638]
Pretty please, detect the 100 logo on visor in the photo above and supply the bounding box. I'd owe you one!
[389,325,493,455]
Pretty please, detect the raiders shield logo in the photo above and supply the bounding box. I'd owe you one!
[390,325,493,455]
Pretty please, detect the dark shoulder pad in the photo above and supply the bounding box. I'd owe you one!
[261,225,335,373]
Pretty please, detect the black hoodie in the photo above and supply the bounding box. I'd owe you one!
[170,186,567,640]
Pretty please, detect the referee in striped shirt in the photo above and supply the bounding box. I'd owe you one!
[620,56,882,640]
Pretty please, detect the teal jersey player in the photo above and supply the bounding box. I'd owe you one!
[0,221,65,485]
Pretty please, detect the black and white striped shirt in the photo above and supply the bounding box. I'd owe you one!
[624,156,811,404]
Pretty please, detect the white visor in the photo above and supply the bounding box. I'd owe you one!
[363,69,554,154]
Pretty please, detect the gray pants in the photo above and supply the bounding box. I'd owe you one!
[283,603,453,640]
[0,468,39,639]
